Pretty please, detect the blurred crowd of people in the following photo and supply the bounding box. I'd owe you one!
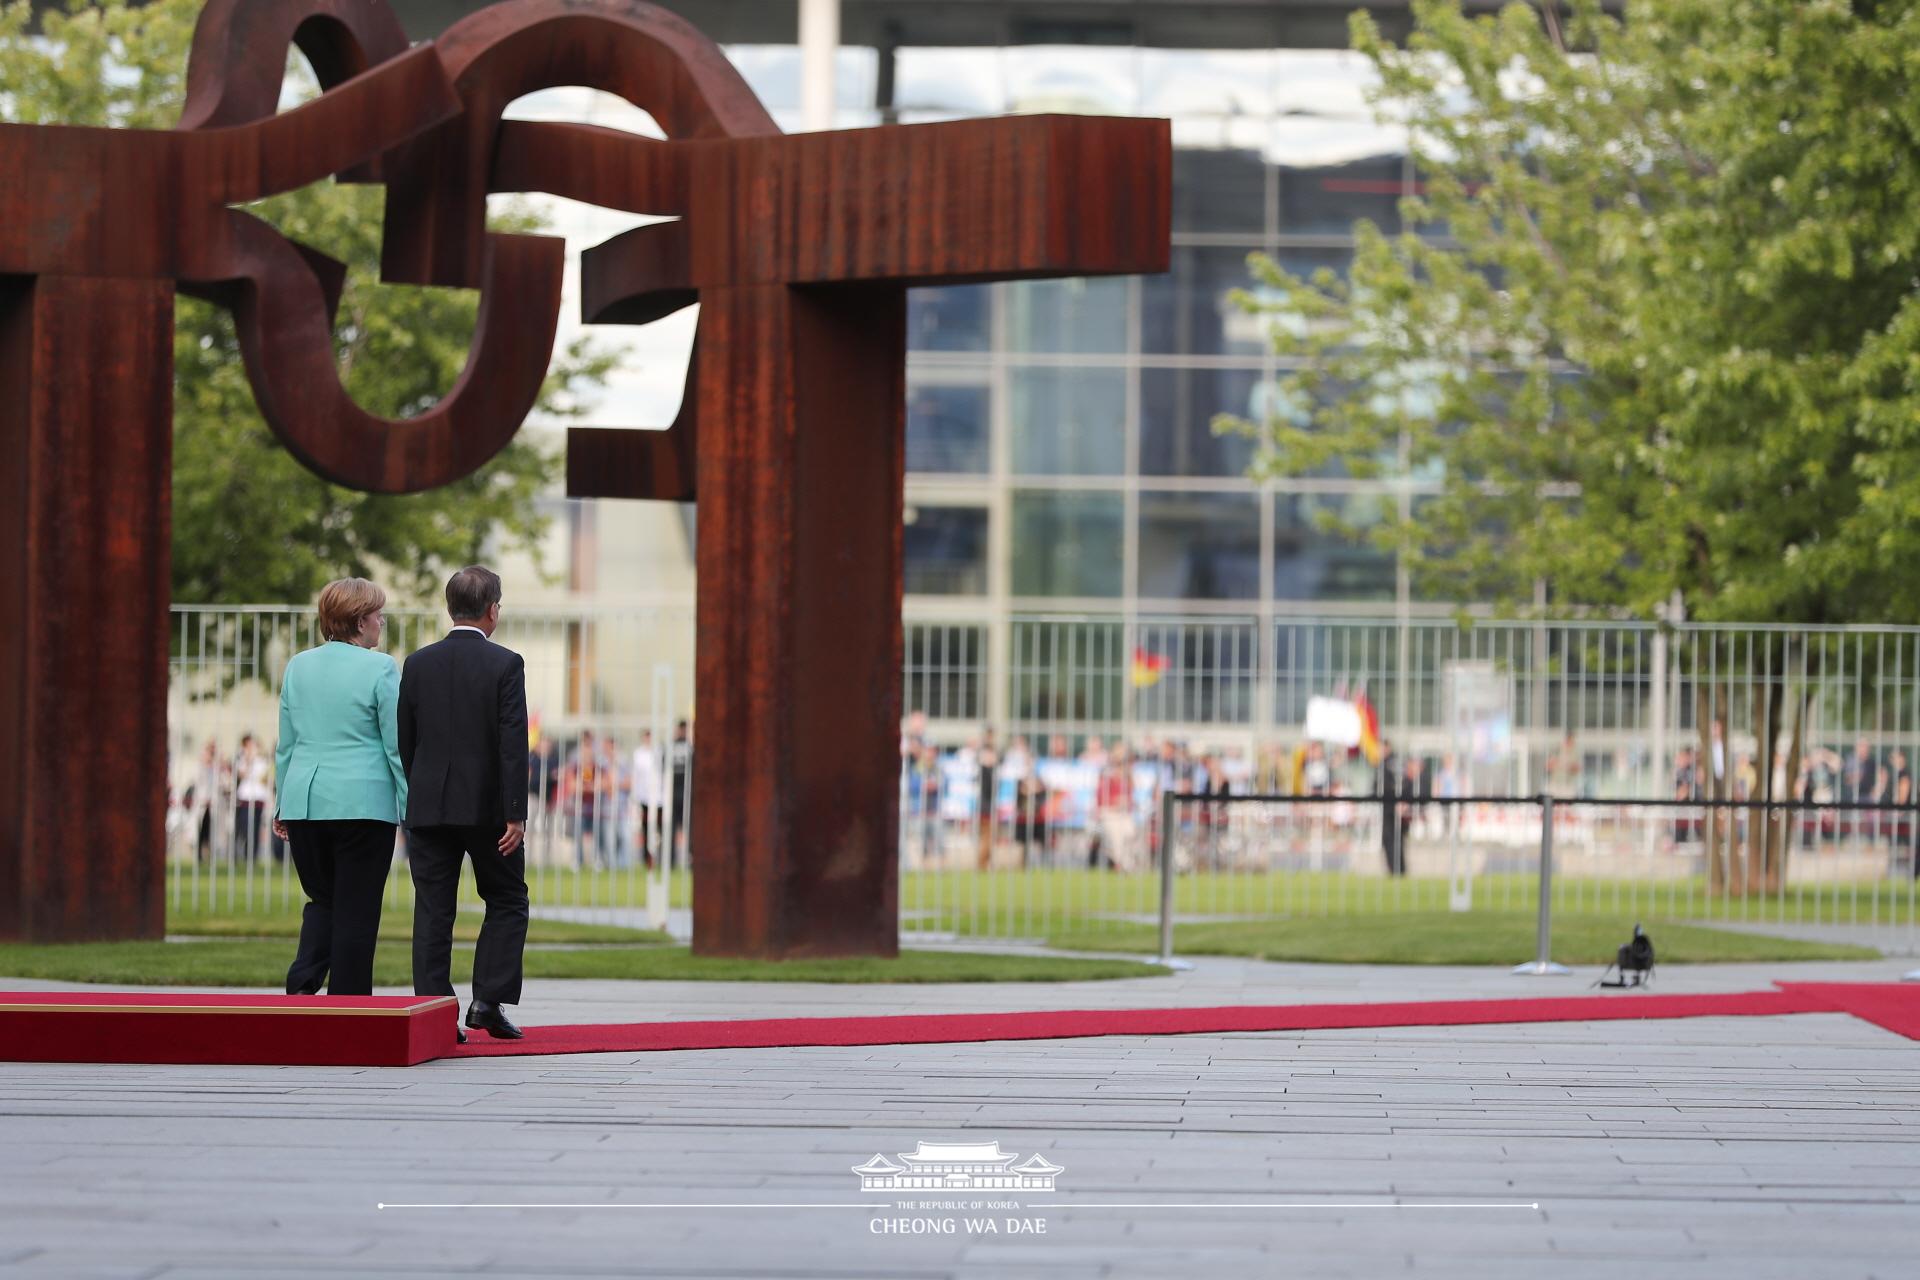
[1671,721,1917,849]
[168,712,1920,874]
[896,711,1465,873]
[170,720,696,871]
[900,712,1920,873]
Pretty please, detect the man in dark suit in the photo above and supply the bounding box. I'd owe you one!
[399,565,530,1041]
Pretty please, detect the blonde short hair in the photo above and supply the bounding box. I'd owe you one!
[316,577,386,643]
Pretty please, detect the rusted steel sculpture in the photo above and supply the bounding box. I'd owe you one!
[0,0,1168,953]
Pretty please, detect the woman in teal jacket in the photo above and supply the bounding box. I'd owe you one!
[272,577,409,996]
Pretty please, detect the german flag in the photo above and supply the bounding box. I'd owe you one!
[1131,647,1170,689]
[1355,687,1382,765]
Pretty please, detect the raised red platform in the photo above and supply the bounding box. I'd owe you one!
[0,992,459,1066]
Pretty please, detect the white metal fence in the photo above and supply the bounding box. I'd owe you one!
[166,607,1920,956]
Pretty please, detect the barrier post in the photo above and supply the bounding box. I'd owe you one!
[1156,790,1189,970]
[1513,793,1572,975]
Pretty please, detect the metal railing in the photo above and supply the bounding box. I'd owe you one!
[163,606,1920,955]
[1149,793,1920,963]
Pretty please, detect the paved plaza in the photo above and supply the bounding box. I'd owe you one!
[2,958,1916,1279]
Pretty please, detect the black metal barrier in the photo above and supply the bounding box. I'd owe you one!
[1153,792,1920,970]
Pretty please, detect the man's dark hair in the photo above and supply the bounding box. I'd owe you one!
[446,565,502,621]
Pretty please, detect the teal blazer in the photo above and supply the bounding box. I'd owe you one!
[275,641,408,823]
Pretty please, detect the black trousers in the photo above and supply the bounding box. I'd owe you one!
[408,824,529,1006]
[285,819,395,997]
[235,801,267,862]
[636,804,658,867]
[1381,798,1406,876]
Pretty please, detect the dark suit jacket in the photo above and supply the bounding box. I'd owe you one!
[397,629,529,828]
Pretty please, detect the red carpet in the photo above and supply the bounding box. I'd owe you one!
[449,984,1920,1059]
[1776,982,1920,1041]
[0,992,458,1066]
[7,985,1913,1066]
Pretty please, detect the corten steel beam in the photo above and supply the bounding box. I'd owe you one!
[0,277,173,942]
[684,284,909,957]
[545,113,1170,957]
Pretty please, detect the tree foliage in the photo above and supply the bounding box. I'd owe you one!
[0,0,618,603]
[1228,0,1920,623]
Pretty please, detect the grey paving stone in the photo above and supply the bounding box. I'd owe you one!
[1,961,1916,1278]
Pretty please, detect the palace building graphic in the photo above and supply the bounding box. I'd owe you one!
[852,1141,1065,1191]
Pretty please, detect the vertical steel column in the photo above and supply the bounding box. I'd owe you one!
[0,276,172,942]
[690,284,904,958]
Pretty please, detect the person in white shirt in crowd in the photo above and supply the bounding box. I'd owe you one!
[234,733,274,863]
[629,729,663,870]
[191,739,226,864]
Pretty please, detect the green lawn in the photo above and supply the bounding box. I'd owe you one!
[0,940,1159,987]
[1048,912,1881,966]
[169,863,1918,937]
[900,867,1918,941]
[144,866,1901,975]
[165,866,693,917]
[172,908,664,945]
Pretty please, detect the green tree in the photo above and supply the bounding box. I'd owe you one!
[1226,0,1920,891]
[0,0,618,602]
[1230,0,1920,625]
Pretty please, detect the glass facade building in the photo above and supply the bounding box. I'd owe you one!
[891,45,1418,632]
[874,40,1435,726]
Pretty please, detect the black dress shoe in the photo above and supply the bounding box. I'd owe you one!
[465,999,524,1040]
[455,1024,469,1046]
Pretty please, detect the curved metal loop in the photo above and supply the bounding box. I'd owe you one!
[381,0,777,289]
[433,0,779,138]
[169,0,776,494]
[179,0,415,185]
[204,210,564,495]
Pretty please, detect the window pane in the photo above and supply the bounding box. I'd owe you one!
[904,623,984,720]
[1005,277,1128,354]
[1276,140,1405,235]
[908,285,990,352]
[1010,368,1126,476]
[1171,146,1268,234]
[720,45,878,113]
[1274,493,1396,601]
[1141,244,1267,356]
[1144,49,1275,235]
[1138,491,1261,601]
[1133,618,1258,724]
[1010,616,1125,725]
[894,47,1007,117]
[1140,366,1264,477]
[1272,50,1379,120]
[904,506,989,595]
[1004,47,1138,115]
[906,383,989,474]
[1140,49,1274,118]
[1012,490,1123,598]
